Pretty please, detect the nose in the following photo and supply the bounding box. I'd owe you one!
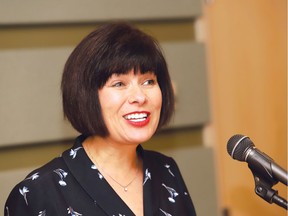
[128,85,146,105]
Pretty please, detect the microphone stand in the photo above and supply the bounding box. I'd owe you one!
[250,167,288,210]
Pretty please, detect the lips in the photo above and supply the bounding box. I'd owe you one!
[123,111,151,126]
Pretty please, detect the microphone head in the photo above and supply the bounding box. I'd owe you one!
[227,134,255,161]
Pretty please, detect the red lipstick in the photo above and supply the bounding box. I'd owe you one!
[123,111,151,127]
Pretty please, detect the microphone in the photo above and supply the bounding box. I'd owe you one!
[227,134,288,186]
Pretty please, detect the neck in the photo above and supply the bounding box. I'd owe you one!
[83,135,139,171]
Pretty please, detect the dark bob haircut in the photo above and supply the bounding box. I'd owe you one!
[61,22,174,137]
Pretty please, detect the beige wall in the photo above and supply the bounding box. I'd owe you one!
[204,0,287,215]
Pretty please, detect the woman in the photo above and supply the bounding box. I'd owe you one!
[5,22,197,216]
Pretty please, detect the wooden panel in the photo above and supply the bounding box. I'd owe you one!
[204,0,286,215]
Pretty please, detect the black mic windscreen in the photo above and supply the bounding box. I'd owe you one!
[227,134,255,161]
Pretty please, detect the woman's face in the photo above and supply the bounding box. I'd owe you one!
[98,70,162,145]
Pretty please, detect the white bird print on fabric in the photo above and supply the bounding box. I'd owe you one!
[67,207,82,216]
[38,210,46,216]
[90,164,104,179]
[25,172,40,181]
[53,168,68,186]
[164,164,175,177]
[98,172,104,179]
[143,168,151,185]
[69,147,83,159]
[19,186,29,205]
[160,208,172,216]
[5,206,9,216]
[162,183,179,203]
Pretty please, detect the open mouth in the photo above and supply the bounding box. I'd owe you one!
[123,112,149,122]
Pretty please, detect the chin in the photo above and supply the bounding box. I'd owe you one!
[127,133,154,144]
[121,126,157,144]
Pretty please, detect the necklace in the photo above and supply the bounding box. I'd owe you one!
[87,145,140,192]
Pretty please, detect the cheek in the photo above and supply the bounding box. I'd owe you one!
[99,97,123,133]
[99,90,120,109]
[151,88,162,110]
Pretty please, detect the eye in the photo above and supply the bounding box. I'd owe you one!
[111,81,125,87]
[143,79,156,86]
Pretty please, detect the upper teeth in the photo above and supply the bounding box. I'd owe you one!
[124,113,148,120]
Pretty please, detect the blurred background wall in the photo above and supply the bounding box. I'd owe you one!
[0,0,286,216]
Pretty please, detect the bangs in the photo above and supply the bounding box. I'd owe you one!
[93,28,164,88]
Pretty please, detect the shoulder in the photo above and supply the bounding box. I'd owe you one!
[140,147,197,215]
[8,156,66,195]
[142,148,177,165]
[4,156,68,215]
[140,147,182,178]
[25,156,66,183]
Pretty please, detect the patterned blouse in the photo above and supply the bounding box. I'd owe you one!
[5,135,197,216]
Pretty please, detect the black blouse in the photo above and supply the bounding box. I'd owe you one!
[5,135,197,216]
